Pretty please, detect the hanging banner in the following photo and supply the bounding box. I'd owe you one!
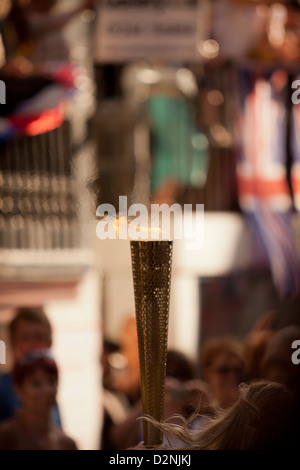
[94,0,206,63]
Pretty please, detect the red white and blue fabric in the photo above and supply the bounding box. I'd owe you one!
[236,69,300,299]
[0,62,76,140]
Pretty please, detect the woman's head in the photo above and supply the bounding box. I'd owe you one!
[13,349,58,415]
[200,336,245,408]
[210,380,296,450]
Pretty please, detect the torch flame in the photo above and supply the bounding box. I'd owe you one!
[112,215,127,236]
[113,215,164,239]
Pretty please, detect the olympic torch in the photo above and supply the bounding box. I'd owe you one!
[130,240,173,447]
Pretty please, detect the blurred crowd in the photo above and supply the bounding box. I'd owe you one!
[0,306,299,450]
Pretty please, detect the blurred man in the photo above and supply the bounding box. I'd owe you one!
[0,307,62,427]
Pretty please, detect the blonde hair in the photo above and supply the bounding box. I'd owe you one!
[138,381,296,450]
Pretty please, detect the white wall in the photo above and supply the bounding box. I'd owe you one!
[45,268,102,451]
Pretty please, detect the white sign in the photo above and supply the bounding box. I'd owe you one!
[94,0,206,63]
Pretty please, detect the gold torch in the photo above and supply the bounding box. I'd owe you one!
[130,240,173,447]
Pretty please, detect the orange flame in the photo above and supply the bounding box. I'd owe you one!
[113,216,164,238]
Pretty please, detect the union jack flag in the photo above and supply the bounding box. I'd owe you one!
[236,69,300,300]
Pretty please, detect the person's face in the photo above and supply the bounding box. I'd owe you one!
[12,320,51,361]
[205,352,244,409]
[17,367,57,415]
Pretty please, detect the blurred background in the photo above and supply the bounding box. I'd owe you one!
[0,0,300,450]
